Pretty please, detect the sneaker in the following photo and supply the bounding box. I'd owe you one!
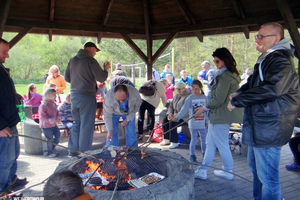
[214,167,233,180]
[285,163,300,171]
[68,152,79,157]
[159,139,170,146]
[47,153,58,158]
[194,168,207,180]
[10,177,28,190]
[138,134,143,140]
[189,155,197,162]
[169,142,179,149]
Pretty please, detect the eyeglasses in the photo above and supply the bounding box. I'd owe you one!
[213,59,220,64]
[254,35,276,40]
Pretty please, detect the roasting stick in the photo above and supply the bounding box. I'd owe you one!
[125,115,195,157]
[11,133,105,164]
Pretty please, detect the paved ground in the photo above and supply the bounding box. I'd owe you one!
[15,128,300,200]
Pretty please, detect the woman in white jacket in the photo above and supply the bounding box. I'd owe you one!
[138,79,167,139]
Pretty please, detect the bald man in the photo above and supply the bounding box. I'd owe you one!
[228,22,299,200]
[103,84,142,147]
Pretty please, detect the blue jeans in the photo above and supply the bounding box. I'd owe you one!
[0,126,19,193]
[61,121,73,134]
[190,128,207,156]
[248,146,282,200]
[199,123,233,171]
[42,126,60,155]
[106,114,137,147]
[69,93,96,153]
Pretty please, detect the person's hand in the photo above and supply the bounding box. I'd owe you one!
[57,119,61,124]
[167,114,173,121]
[103,62,110,71]
[122,119,129,126]
[69,117,73,121]
[229,92,240,100]
[205,123,208,128]
[107,130,112,141]
[194,107,205,116]
[227,101,235,111]
[0,127,12,137]
[172,117,178,122]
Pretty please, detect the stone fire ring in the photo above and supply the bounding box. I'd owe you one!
[55,148,195,200]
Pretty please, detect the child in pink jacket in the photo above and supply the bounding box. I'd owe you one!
[39,88,61,158]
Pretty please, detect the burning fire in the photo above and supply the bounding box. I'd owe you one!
[84,156,132,190]
[85,160,115,180]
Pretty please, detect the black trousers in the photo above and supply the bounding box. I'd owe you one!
[289,135,300,165]
[162,115,186,143]
[138,100,156,135]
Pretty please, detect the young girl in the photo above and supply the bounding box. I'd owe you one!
[39,88,61,158]
[23,83,43,107]
[165,74,175,100]
[172,80,208,162]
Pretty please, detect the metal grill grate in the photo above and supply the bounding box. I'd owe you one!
[72,149,168,190]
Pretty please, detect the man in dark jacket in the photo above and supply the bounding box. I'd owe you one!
[0,38,27,197]
[65,42,110,156]
[228,22,299,200]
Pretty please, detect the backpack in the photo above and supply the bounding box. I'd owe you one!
[139,80,156,96]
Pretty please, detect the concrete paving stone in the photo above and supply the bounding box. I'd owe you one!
[13,130,300,200]
[230,195,248,200]
[217,193,234,200]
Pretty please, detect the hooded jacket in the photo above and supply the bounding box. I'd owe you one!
[65,49,108,97]
[231,38,299,147]
[207,69,243,124]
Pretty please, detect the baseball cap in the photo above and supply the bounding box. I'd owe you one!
[84,42,100,52]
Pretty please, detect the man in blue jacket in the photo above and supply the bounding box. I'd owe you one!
[228,22,299,200]
[0,38,27,198]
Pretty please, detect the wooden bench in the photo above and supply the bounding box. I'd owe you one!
[57,124,69,137]
[58,119,124,136]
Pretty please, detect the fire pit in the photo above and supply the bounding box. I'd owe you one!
[55,147,195,200]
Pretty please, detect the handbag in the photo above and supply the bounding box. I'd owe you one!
[139,81,156,96]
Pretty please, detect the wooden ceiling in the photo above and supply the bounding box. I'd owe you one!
[1,0,300,41]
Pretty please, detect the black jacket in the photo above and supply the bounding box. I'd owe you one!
[232,50,299,147]
[0,65,20,130]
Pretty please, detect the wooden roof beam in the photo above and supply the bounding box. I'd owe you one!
[48,0,56,42]
[101,0,115,26]
[231,0,249,39]
[121,33,147,63]
[175,0,204,42]
[5,14,298,37]
[143,0,152,71]
[97,32,103,44]
[0,0,11,38]
[9,27,32,49]
[152,32,178,63]
[276,0,300,63]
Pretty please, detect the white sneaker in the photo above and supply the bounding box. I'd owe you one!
[159,139,170,146]
[194,168,207,180]
[214,166,233,180]
[47,153,58,158]
[169,142,179,149]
